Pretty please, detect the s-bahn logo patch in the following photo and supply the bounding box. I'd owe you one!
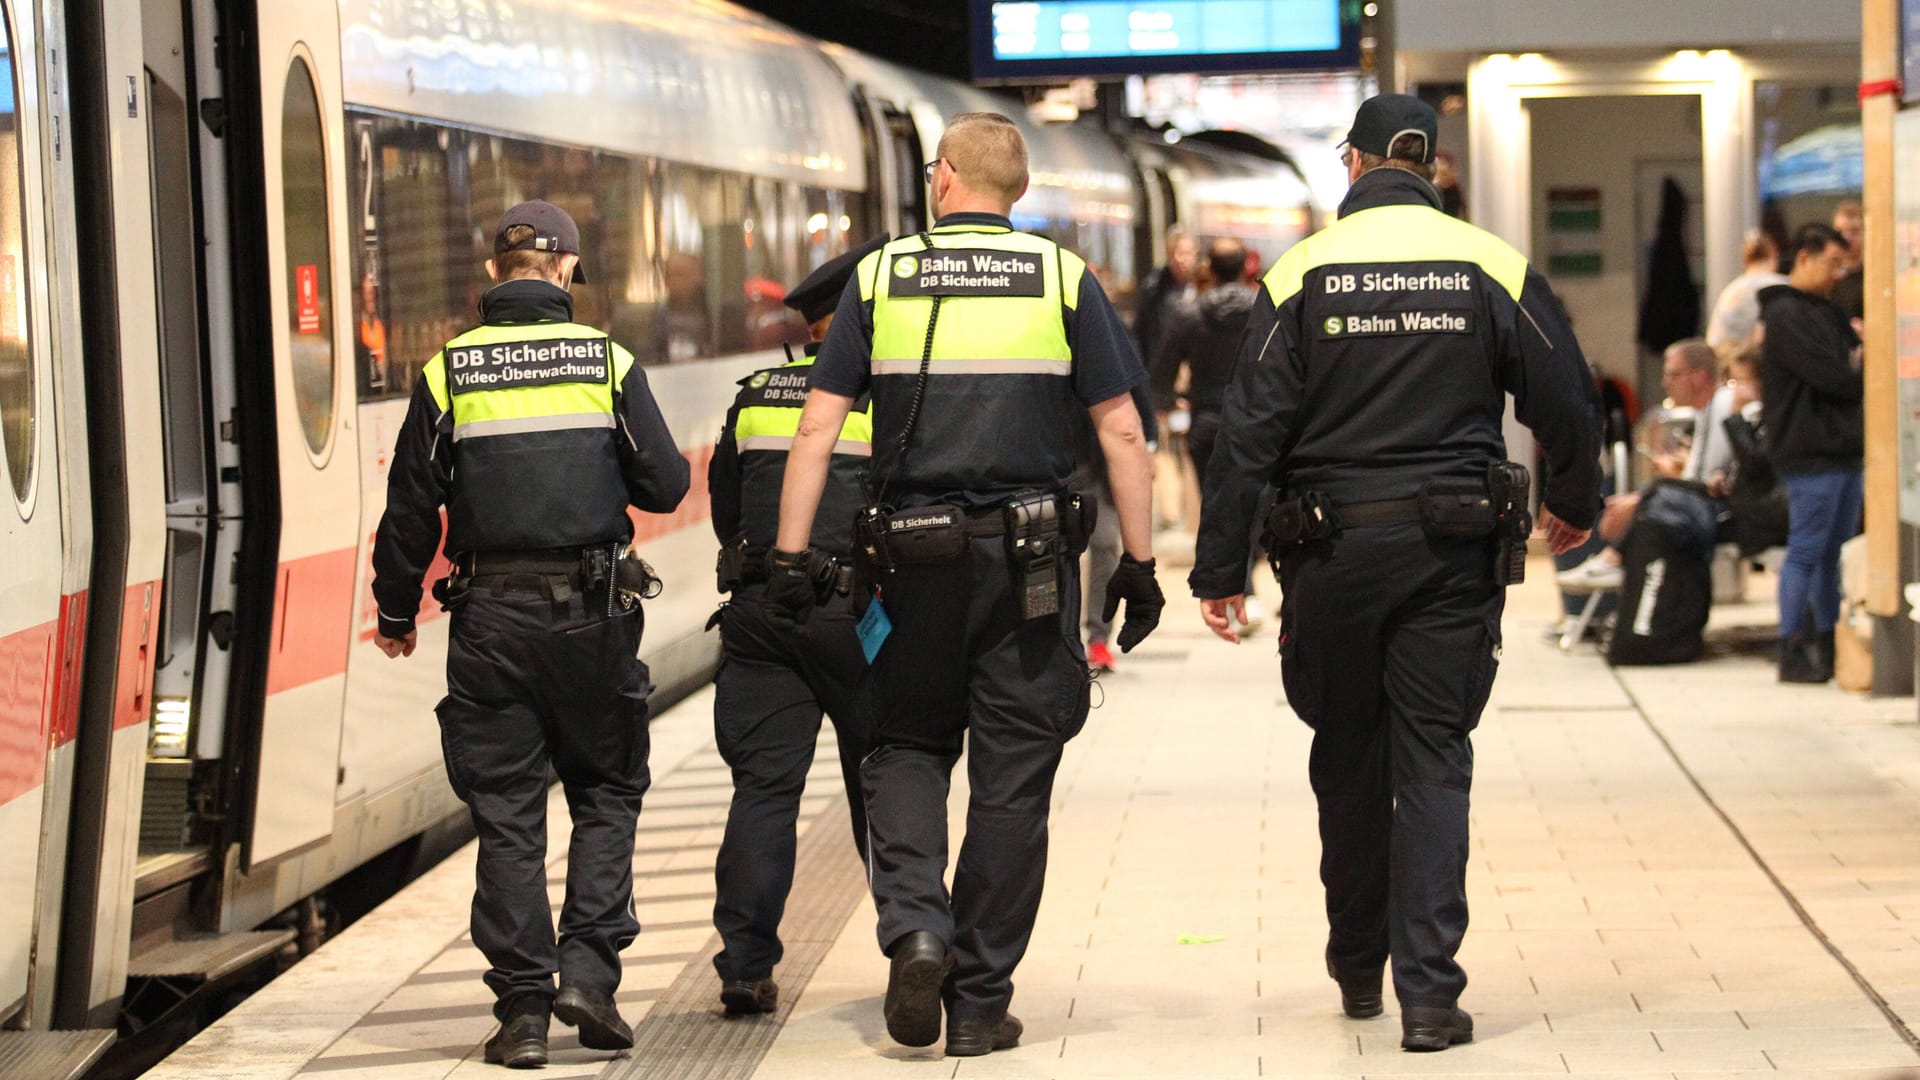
[446,336,609,394]
[1317,310,1474,339]
[889,248,1045,298]
[748,371,772,389]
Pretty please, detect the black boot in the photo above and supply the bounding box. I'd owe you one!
[882,931,951,1048]
[554,983,634,1051]
[1778,634,1826,683]
[1401,1005,1473,1052]
[1815,628,1837,682]
[1325,949,1383,1019]
[484,993,551,1069]
[720,976,778,1015]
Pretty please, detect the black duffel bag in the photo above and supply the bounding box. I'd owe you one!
[1607,479,1716,666]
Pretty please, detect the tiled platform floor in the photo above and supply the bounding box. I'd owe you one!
[152,559,1920,1079]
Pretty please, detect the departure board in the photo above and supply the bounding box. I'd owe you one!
[971,0,1359,82]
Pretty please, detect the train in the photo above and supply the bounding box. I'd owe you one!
[0,0,1314,1065]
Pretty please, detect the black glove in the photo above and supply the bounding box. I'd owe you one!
[762,548,816,633]
[1101,554,1164,653]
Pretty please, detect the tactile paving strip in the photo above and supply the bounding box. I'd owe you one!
[602,792,869,1080]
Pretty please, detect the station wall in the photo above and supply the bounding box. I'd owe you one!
[1401,0,1859,53]
[1528,94,1705,395]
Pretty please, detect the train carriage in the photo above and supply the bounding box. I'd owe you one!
[0,0,1313,1070]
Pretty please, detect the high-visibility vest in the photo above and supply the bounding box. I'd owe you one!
[729,353,873,552]
[857,224,1083,502]
[422,320,637,551]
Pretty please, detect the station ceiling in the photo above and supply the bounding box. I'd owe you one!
[734,0,971,80]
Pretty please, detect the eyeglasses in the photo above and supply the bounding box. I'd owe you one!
[923,158,946,185]
[1339,147,1356,168]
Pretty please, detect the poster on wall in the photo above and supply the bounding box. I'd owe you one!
[1893,110,1920,524]
[1545,187,1603,277]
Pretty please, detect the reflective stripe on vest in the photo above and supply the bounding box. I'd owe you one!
[1263,203,1529,309]
[422,321,634,440]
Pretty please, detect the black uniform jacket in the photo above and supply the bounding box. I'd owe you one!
[1757,283,1863,475]
[372,280,690,636]
[1189,168,1602,599]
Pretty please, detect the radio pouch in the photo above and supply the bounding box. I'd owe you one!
[1003,490,1062,620]
[1416,477,1497,539]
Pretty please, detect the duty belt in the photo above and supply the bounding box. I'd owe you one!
[1331,497,1424,529]
[720,541,854,596]
[457,547,596,578]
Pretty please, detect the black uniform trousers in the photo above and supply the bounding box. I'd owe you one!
[1274,523,1503,1009]
[864,537,1091,1022]
[711,586,871,982]
[437,578,652,1019]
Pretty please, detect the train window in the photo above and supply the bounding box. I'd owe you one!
[282,57,334,457]
[0,26,32,505]
[346,111,872,376]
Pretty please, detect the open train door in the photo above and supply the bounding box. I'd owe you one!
[222,0,360,871]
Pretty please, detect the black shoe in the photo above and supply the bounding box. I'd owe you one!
[945,1013,1022,1057]
[882,931,951,1048]
[554,984,633,1051]
[1400,1005,1473,1052]
[1779,634,1827,683]
[1325,951,1383,1019]
[484,994,550,1069]
[1815,628,1837,681]
[720,976,778,1015]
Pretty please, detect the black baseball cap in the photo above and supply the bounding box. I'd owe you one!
[495,200,587,283]
[784,233,891,324]
[1341,93,1438,165]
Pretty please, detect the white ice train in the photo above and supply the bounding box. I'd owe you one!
[0,0,1312,1067]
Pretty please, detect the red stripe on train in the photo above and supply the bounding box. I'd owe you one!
[266,549,360,696]
[50,591,89,746]
[115,582,161,730]
[0,614,56,806]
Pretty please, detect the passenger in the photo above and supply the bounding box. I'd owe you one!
[1160,236,1263,625]
[704,235,888,1016]
[1759,222,1863,682]
[763,111,1164,1058]
[1829,200,1866,321]
[370,200,690,1069]
[1190,94,1600,1052]
[1134,226,1196,401]
[1705,230,1787,360]
[1556,338,1726,590]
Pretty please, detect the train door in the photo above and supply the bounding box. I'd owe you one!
[880,106,927,235]
[0,0,62,1023]
[232,3,359,871]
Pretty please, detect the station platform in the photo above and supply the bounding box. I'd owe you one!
[148,561,1920,1079]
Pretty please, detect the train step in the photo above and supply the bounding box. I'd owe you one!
[127,928,297,982]
[0,1029,116,1079]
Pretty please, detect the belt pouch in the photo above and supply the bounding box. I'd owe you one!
[1416,478,1497,539]
[880,504,969,564]
[1003,491,1061,620]
[1062,491,1095,557]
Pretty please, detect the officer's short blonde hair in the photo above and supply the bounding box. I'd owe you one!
[938,112,1028,205]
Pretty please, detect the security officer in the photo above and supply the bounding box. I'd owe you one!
[766,111,1165,1058]
[705,235,887,1016]
[1190,95,1600,1052]
[372,200,690,1069]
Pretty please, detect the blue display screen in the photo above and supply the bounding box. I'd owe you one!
[972,0,1357,81]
